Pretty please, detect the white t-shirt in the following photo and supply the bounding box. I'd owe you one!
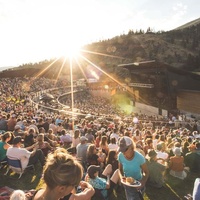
[110,133,119,141]
[108,143,118,151]
[156,151,169,165]
[6,147,31,169]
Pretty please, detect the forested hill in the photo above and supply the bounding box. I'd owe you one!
[1,17,200,79]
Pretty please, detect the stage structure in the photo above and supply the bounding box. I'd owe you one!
[119,61,200,116]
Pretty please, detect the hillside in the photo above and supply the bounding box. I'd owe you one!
[174,17,200,30]
[84,18,200,72]
[1,17,200,79]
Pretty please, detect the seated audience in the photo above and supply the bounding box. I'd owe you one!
[0,131,12,162]
[76,136,89,171]
[108,137,118,151]
[86,164,120,199]
[32,148,94,200]
[6,136,45,169]
[72,129,81,148]
[86,144,104,167]
[169,147,187,179]
[156,142,169,165]
[106,150,119,176]
[24,128,36,147]
[35,133,53,157]
[99,135,109,156]
[10,190,26,200]
[60,129,72,149]
[185,142,200,173]
[146,149,166,188]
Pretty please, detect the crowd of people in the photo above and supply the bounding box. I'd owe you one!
[0,77,200,200]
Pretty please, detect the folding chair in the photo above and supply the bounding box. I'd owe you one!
[0,160,7,169]
[5,157,35,179]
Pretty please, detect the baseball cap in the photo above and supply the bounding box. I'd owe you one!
[87,165,100,179]
[80,136,88,142]
[118,136,133,152]
[14,125,21,130]
[13,136,24,145]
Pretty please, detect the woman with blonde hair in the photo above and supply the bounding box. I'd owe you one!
[32,148,94,200]
[72,129,81,148]
[86,144,104,166]
[99,135,109,156]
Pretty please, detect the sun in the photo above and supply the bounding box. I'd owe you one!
[58,40,82,59]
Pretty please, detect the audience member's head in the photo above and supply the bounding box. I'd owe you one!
[10,190,26,200]
[43,148,83,193]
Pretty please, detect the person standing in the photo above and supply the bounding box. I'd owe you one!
[118,136,149,200]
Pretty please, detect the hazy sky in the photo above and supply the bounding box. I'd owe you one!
[0,0,200,68]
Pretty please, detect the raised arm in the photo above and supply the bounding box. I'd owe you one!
[69,181,95,200]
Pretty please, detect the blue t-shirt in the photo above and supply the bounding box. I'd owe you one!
[89,176,107,198]
[118,151,145,181]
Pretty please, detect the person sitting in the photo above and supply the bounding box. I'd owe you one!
[60,129,72,149]
[72,129,81,148]
[24,128,36,147]
[108,137,118,151]
[0,131,12,162]
[143,138,153,155]
[86,144,104,167]
[13,125,24,137]
[10,190,26,200]
[185,142,200,173]
[169,147,187,180]
[47,128,59,143]
[146,149,166,188]
[35,133,53,157]
[99,136,109,156]
[106,150,119,176]
[156,142,169,165]
[147,149,167,188]
[76,136,89,171]
[32,148,95,200]
[85,164,120,199]
[6,136,45,169]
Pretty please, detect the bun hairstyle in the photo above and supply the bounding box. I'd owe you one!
[1,131,12,142]
[43,148,83,189]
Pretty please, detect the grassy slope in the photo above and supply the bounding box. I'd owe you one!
[0,164,199,200]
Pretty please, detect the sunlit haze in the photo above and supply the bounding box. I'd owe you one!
[0,0,200,68]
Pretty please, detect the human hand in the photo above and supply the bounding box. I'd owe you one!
[33,143,39,150]
[79,181,90,190]
[85,174,90,182]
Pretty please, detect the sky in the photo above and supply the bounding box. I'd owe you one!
[0,0,200,69]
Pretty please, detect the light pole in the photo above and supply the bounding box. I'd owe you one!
[70,58,74,131]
